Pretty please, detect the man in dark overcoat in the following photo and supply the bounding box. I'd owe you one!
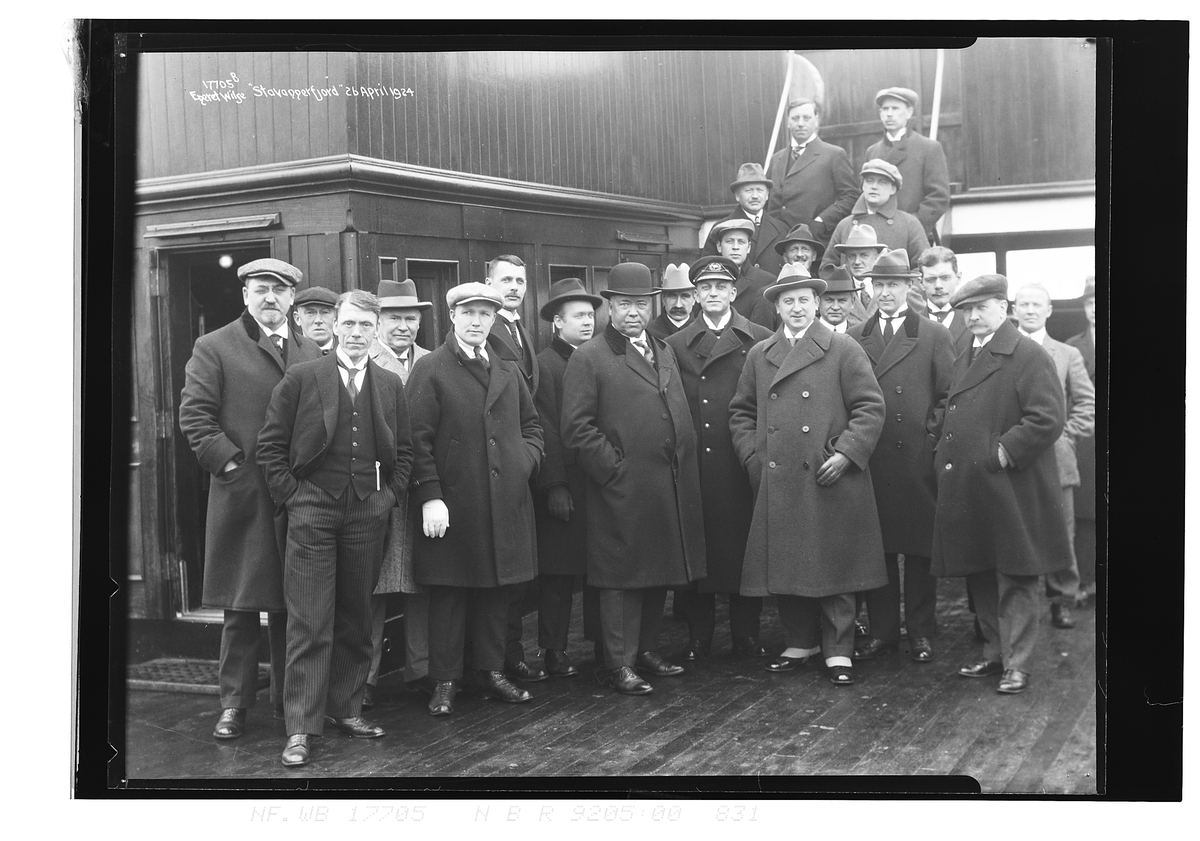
[666,257,773,661]
[646,263,698,341]
[774,223,824,274]
[407,282,544,716]
[561,262,707,696]
[709,218,777,330]
[1066,277,1098,605]
[847,249,955,665]
[533,278,605,677]
[178,257,321,741]
[292,285,339,355]
[932,274,1071,695]
[701,163,789,276]
[729,264,887,686]
[918,246,970,345]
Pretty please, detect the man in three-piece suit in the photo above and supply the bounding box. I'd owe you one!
[646,263,698,341]
[1066,278,1098,604]
[1013,283,1096,630]
[179,258,321,742]
[847,249,955,665]
[918,246,970,345]
[766,98,859,242]
[932,275,1071,696]
[257,289,415,767]
[702,163,789,276]
[293,285,339,355]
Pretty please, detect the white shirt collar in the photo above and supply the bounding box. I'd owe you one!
[498,309,520,323]
[973,331,998,349]
[880,306,909,321]
[784,323,811,341]
[668,314,691,328]
[335,347,366,370]
[790,134,818,152]
[819,318,846,333]
[703,310,732,331]
[256,319,289,340]
[456,336,488,360]
[1021,327,1048,345]
[886,126,908,142]
[627,331,650,346]
[319,338,335,351]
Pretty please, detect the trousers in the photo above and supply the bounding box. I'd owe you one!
[598,587,667,670]
[218,609,286,709]
[967,569,1040,674]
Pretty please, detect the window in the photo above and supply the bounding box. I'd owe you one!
[1004,246,1095,300]
[379,257,398,282]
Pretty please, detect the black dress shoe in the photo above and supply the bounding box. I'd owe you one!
[679,639,711,661]
[731,637,769,658]
[828,665,855,686]
[544,649,579,678]
[505,660,549,683]
[1051,603,1077,629]
[764,654,807,673]
[958,660,1003,678]
[997,669,1030,694]
[324,715,385,738]
[635,650,685,677]
[477,670,533,703]
[611,666,653,695]
[213,708,245,740]
[406,675,438,697]
[362,683,375,709]
[908,638,934,662]
[281,734,310,767]
[273,702,284,721]
[428,680,458,716]
[852,637,897,660]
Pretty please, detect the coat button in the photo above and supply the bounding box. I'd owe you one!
[705,447,711,453]
[352,426,358,431]
[949,404,955,411]
[802,425,810,433]
[803,461,809,469]
[701,375,706,380]
[769,461,777,468]
[767,426,775,433]
[662,413,668,419]
[352,442,359,447]
[490,438,496,446]
[665,439,672,445]
[802,391,809,398]
[896,414,903,422]
[705,422,711,428]
[946,432,953,440]
[887,218,894,225]
[944,463,952,470]
[896,441,902,448]
[770,393,778,400]
[491,468,500,477]
[895,386,903,393]
[702,399,708,404]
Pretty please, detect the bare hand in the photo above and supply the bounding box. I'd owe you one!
[547,485,574,522]
[422,499,449,538]
[816,452,851,486]
[222,458,240,474]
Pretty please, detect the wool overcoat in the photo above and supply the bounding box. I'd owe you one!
[820,195,930,276]
[666,311,773,593]
[848,309,955,556]
[646,310,696,342]
[864,131,951,236]
[178,311,321,611]
[930,321,1071,578]
[732,263,779,330]
[406,333,544,589]
[1066,328,1098,520]
[701,210,789,276]
[1036,335,1096,489]
[765,137,860,240]
[729,320,888,598]
[560,324,707,589]
[532,336,589,576]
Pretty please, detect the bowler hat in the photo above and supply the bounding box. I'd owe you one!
[689,257,739,286]
[728,162,773,194]
[833,223,887,254]
[377,279,433,311]
[238,258,302,287]
[865,249,919,279]
[294,285,339,308]
[860,158,903,189]
[1082,276,1096,300]
[707,217,756,246]
[764,262,827,303]
[600,262,661,299]
[446,282,503,309]
[818,264,861,294]
[875,86,919,108]
[540,277,603,321]
[774,223,825,258]
[659,263,695,292]
[950,274,1009,309]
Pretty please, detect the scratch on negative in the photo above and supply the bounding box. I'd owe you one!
[1144,687,1182,706]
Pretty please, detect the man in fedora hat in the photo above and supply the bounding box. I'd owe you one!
[701,163,789,276]
[362,279,435,708]
[708,218,777,330]
[666,257,773,662]
[179,257,322,743]
[817,264,866,333]
[775,223,825,273]
[918,246,970,345]
[646,263,698,341]
[561,262,707,696]
[866,87,951,242]
[406,282,544,716]
[822,160,929,283]
[730,264,887,686]
[533,278,606,677]
[847,249,956,665]
[932,274,1071,695]
[293,286,340,354]
[1066,277,1098,606]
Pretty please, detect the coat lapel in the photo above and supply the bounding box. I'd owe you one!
[790,138,820,177]
[857,313,887,365]
[243,310,287,374]
[948,322,1019,399]
[770,321,830,388]
[873,311,922,378]
[317,353,341,444]
[625,339,660,387]
[484,354,515,414]
[366,361,396,465]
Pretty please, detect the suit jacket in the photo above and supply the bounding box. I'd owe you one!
[926,307,970,344]
[701,209,789,276]
[178,311,321,611]
[488,315,540,396]
[646,310,696,342]
[864,130,951,236]
[732,263,779,330]
[1033,334,1095,488]
[1066,328,1098,518]
[765,137,860,240]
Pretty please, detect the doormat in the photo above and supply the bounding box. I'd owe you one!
[127,658,269,695]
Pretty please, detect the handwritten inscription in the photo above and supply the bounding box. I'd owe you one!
[189,72,415,106]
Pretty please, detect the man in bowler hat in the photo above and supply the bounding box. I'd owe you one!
[817,264,865,333]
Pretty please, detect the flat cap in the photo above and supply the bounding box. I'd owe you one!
[689,257,739,286]
[601,262,661,299]
[950,274,1009,309]
[708,217,756,245]
[294,285,339,307]
[764,262,826,303]
[446,281,503,309]
[237,258,302,287]
[875,86,919,108]
[861,158,903,189]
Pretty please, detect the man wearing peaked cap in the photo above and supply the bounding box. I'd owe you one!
[867,86,951,242]
[708,219,777,330]
[775,223,825,273]
[701,163,789,276]
[293,286,340,355]
[931,274,1071,696]
[647,263,698,341]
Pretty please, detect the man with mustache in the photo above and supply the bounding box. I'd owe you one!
[774,223,824,273]
[918,246,969,345]
[646,263,698,341]
[702,163,789,276]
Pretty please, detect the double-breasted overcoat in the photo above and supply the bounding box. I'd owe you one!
[560,324,707,590]
[729,320,888,598]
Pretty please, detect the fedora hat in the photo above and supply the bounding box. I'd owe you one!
[377,278,433,310]
[764,262,827,303]
[833,223,887,254]
[600,262,661,299]
[865,249,919,279]
[707,217,756,247]
[860,158,903,189]
[446,281,503,309]
[689,256,739,286]
[540,277,603,321]
[774,223,825,258]
[728,162,772,194]
[659,263,695,291]
[818,264,861,294]
[875,86,919,108]
[950,274,1009,309]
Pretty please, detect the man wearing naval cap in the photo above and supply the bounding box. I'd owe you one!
[866,87,951,243]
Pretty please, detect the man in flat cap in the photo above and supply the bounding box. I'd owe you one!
[918,246,970,345]
[293,286,340,355]
[406,282,544,716]
[775,223,825,274]
[258,289,415,767]
[932,274,1071,695]
[561,262,707,696]
[362,280,435,708]
[730,264,887,686]
[702,163,789,276]
[822,160,929,283]
[765,98,859,243]
[179,257,321,743]
[708,218,777,330]
[667,257,773,661]
[848,249,955,665]
[646,263,698,341]
[866,87,951,243]
[1066,277,1098,606]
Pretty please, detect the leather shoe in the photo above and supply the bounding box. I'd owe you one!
[958,660,1003,678]
[764,654,807,673]
[406,675,438,697]
[828,665,855,686]
[428,680,458,716]
[611,665,653,695]
[362,683,375,709]
[505,660,549,683]
[852,637,897,660]
[213,708,245,740]
[997,669,1030,694]
[1051,602,1077,629]
[679,639,711,661]
[477,670,533,703]
[272,702,284,721]
[324,715,385,738]
[281,734,310,767]
[908,638,934,662]
[544,649,579,678]
[635,650,685,677]
[731,636,769,658]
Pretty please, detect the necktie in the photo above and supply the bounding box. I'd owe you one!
[790,146,801,163]
[633,337,654,366]
[881,314,896,343]
[474,345,490,371]
[340,363,361,402]
[970,343,981,362]
[271,334,283,352]
[506,320,522,350]
[860,289,872,309]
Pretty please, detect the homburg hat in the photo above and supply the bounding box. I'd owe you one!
[764,262,827,303]
[950,274,1009,309]
[446,281,504,309]
[774,223,825,259]
[294,285,339,308]
[659,263,695,291]
[833,223,887,254]
[237,258,302,287]
[540,277,603,322]
[860,158,903,189]
[728,162,773,194]
[864,249,920,279]
[600,262,661,299]
[875,86,919,108]
[689,257,739,286]
[818,264,861,294]
[377,278,433,311]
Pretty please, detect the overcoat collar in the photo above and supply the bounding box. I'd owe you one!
[447,331,518,413]
[851,193,898,220]
[879,131,912,165]
[603,323,673,390]
[679,309,757,369]
[550,334,577,361]
[241,309,289,373]
[765,319,833,387]
[859,308,922,378]
[948,319,1020,399]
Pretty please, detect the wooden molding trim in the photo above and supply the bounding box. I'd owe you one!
[953,180,1096,204]
[144,212,281,239]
